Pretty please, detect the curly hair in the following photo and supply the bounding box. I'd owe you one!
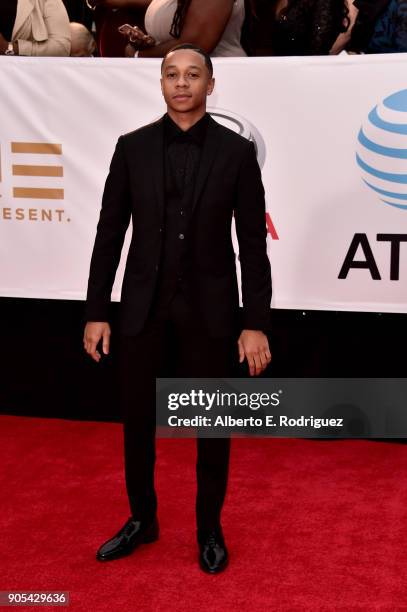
[272,0,350,33]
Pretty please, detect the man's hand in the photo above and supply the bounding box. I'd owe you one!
[238,330,272,376]
[83,322,111,363]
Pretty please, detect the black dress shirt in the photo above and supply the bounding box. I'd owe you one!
[151,112,209,315]
[164,112,208,194]
[0,0,17,41]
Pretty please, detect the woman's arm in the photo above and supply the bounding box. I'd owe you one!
[139,0,234,57]
[17,0,71,56]
[330,0,358,53]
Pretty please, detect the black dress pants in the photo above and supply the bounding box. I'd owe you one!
[117,289,238,531]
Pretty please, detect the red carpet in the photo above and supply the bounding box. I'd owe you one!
[1,415,407,611]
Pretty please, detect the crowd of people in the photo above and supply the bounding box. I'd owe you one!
[0,0,406,57]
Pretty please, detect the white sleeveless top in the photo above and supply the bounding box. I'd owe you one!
[144,0,247,57]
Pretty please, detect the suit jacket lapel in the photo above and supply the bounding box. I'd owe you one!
[191,115,221,215]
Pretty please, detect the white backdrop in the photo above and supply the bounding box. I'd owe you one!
[0,54,406,313]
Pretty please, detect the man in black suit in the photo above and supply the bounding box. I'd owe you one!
[83,43,272,574]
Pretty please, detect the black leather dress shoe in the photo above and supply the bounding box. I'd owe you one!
[198,526,228,574]
[96,516,159,561]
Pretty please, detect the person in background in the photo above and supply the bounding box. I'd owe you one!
[266,0,350,56]
[242,0,274,55]
[70,21,96,55]
[119,0,248,58]
[85,0,148,56]
[350,0,407,53]
[330,0,359,53]
[0,0,71,56]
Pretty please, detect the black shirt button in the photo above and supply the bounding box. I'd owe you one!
[179,233,185,240]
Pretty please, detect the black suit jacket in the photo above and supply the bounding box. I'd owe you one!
[85,114,272,337]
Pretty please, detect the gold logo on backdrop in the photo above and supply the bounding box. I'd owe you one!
[1,142,69,222]
[11,142,64,200]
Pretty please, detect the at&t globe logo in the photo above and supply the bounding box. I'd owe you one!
[356,89,407,211]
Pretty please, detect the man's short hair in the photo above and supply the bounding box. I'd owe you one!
[70,22,96,57]
[161,43,213,77]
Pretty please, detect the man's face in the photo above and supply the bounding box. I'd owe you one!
[161,49,214,114]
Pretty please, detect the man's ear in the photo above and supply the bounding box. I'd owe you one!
[207,77,215,96]
[160,77,163,94]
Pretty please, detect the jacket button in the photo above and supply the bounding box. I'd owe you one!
[155,265,159,271]
[179,233,184,240]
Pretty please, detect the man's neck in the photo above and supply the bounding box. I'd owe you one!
[166,108,207,132]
